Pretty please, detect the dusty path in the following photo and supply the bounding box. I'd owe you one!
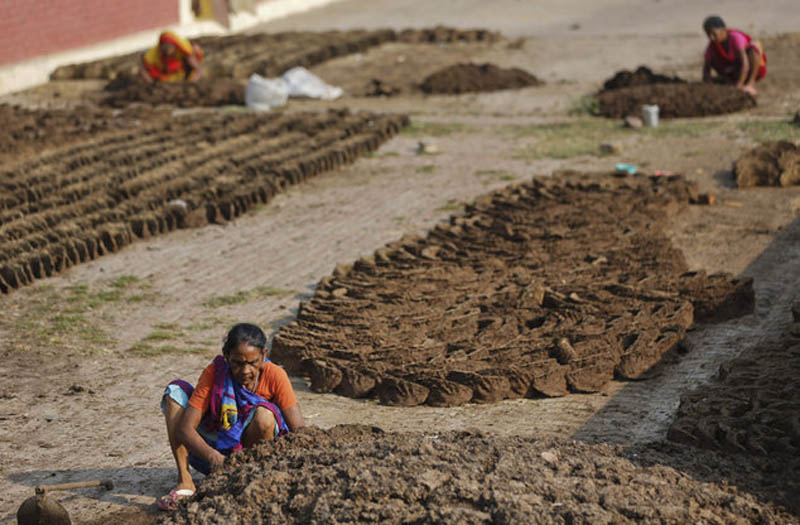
[2,1,800,523]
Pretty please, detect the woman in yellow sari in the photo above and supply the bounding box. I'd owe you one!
[139,31,205,83]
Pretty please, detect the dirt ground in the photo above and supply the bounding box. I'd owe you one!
[3,1,800,524]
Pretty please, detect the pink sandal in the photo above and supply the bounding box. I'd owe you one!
[157,488,195,511]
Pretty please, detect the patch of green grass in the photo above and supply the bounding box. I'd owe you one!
[185,321,217,331]
[400,120,468,138]
[738,120,800,142]
[641,121,718,139]
[3,276,159,353]
[111,275,139,289]
[475,169,516,183]
[511,120,621,160]
[203,286,296,309]
[128,342,208,357]
[416,164,436,174]
[144,330,180,342]
[438,199,464,212]
[567,95,600,116]
[363,151,376,158]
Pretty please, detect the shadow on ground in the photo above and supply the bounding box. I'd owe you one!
[573,215,800,515]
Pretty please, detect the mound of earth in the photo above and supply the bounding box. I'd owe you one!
[272,172,754,407]
[418,63,542,94]
[0,109,408,294]
[601,66,685,92]
[51,27,500,82]
[0,103,152,165]
[102,77,245,108]
[159,425,798,524]
[596,82,756,119]
[733,140,800,188]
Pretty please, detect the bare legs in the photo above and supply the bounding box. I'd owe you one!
[742,46,763,95]
[163,401,275,488]
[163,397,196,493]
[241,406,276,448]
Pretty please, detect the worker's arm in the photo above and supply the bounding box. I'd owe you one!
[283,403,305,431]
[185,53,204,81]
[177,405,226,469]
[735,48,750,88]
[138,54,155,84]
[702,62,712,83]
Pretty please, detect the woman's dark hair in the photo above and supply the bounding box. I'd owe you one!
[223,323,267,355]
[703,16,726,33]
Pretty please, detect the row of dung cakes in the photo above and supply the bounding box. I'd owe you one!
[271,171,754,407]
[0,109,408,294]
[50,27,501,82]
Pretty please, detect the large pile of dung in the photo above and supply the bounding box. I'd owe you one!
[596,83,756,118]
[159,425,798,524]
[601,66,686,91]
[734,141,800,188]
[418,63,542,94]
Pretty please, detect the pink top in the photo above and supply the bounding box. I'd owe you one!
[704,29,754,75]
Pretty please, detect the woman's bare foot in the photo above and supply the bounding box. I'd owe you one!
[741,84,757,95]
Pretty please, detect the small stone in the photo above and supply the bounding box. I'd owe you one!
[331,288,348,298]
[541,450,558,464]
[420,246,440,260]
[693,193,715,205]
[599,142,621,155]
[624,115,643,129]
[416,141,439,155]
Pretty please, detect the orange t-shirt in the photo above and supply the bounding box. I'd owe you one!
[188,359,298,413]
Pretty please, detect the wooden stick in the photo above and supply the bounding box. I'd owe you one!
[35,480,113,494]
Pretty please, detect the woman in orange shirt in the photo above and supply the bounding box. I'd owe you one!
[139,30,205,83]
[158,323,305,510]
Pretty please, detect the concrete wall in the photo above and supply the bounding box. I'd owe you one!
[0,0,339,96]
[0,0,179,67]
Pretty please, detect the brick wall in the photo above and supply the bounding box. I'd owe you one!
[0,0,179,66]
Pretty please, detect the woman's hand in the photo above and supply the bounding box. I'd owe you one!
[208,450,226,471]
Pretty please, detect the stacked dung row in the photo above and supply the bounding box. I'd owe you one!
[0,103,152,165]
[103,78,246,108]
[668,336,800,458]
[272,172,754,406]
[595,82,756,119]
[51,27,501,82]
[0,109,409,294]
